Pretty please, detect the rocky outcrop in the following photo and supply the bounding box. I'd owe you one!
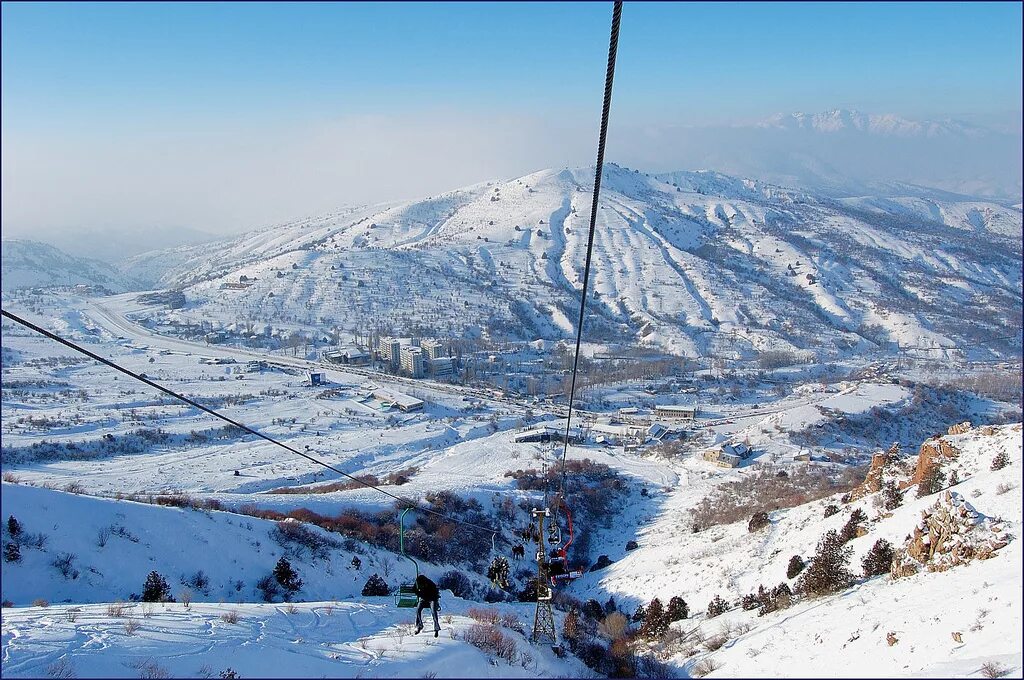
[891,491,1011,579]
[905,439,962,490]
[849,443,905,501]
[947,421,972,435]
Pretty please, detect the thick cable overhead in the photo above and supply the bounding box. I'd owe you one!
[0,309,508,543]
[559,0,623,494]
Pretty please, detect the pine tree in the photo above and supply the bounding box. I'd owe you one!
[604,596,617,615]
[273,558,303,598]
[562,607,582,650]
[991,451,1010,471]
[142,571,171,602]
[706,594,728,618]
[861,539,895,577]
[641,598,668,637]
[786,555,806,579]
[4,542,20,563]
[797,530,853,597]
[360,573,390,596]
[632,603,646,623]
[666,596,689,622]
[839,508,867,543]
[7,516,21,539]
[917,464,947,498]
[881,481,903,510]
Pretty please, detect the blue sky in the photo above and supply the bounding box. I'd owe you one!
[1,2,1021,239]
[3,1,1021,128]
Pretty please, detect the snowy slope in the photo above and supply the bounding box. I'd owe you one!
[116,165,1022,360]
[0,240,141,293]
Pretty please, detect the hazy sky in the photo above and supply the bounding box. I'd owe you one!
[2,1,1021,242]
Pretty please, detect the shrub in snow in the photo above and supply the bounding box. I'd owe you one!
[438,570,472,598]
[7,515,21,539]
[360,573,390,597]
[786,554,806,579]
[991,451,1009,471]
[839,508,867,543]
[256,575,280,602]
[350,556,361,570]
[706,594,729,618]
[823,504,840,518]
[590,555,614,572]
[625,539,639,551]
[52,552,78,580]
[582,599,605,621]
[632,604,646,623]
[4,543,20,563]
[604,596,618,615]
[666,596,689,622]
[759,583,792,616]
[797,529,853,597]
[862,539,895,577]
[273,558,302,599]
[747,511,770,532]
[142,571,172,602]
[562,607,583,649]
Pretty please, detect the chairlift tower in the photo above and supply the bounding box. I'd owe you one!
[530,507,557,645]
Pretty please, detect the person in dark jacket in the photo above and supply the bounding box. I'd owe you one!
[413,574,441,637]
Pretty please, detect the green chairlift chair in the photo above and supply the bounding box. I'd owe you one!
[395,507,420,608]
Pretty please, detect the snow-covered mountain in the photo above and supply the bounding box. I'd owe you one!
[758,109,988,138]
[0,240,141,293]
[623,110,1022,199]
[122,165,1022,360]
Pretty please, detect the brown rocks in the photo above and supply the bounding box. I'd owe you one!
[891,491,1012,579]
[947,422,972,435]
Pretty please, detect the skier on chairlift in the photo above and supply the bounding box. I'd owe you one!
[413,574,441,637]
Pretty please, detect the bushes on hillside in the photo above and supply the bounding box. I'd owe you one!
[690,465,863,532]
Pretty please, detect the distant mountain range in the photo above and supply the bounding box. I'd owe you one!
[620,109,1022,200]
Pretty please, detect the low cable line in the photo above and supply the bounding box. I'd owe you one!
[1,308,510,543]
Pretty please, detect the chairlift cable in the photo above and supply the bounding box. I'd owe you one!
[558,0,623,496]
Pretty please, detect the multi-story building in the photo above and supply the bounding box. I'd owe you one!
[378,337,402,370]
[421,339,447,360]
[400,345,425,378]
[429,356,456,378]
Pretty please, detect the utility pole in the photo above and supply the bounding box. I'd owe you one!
[530,507,557,646]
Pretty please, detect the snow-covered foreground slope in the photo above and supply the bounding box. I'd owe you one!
[583,424,1023,678]
[1,599,584,679]
[119,165,1022,360]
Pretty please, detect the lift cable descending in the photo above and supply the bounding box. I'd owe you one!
[558,0,623,497]
[0,308,510,544]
